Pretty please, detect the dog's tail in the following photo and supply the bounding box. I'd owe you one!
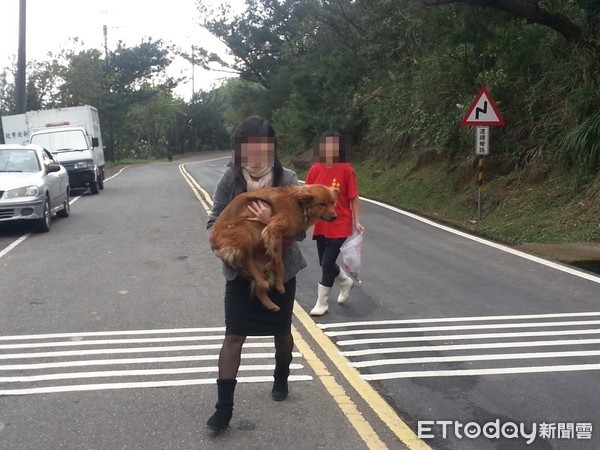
[260,226,280,256]
[249,271,275,299]
[217,247,243,267]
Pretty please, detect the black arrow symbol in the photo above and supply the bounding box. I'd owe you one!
[475,101,488,119]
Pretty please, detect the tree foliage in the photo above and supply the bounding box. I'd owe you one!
[1,0,598,171]
[195,0,599,171]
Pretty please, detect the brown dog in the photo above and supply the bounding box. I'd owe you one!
[210,184,338,311]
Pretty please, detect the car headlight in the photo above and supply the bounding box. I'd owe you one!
[4,186,40,199]
[74,160,94,169]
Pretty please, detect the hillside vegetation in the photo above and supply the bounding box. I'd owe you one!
[290,148,600,272]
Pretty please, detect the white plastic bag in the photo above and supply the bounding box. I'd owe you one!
[340,231,363,283]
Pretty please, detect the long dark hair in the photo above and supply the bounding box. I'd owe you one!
[231,115,284,188]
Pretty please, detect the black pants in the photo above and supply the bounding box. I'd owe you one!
[315,236,347,287]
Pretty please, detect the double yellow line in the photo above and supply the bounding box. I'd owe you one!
[179,163,213,213]
[179,161,431,450]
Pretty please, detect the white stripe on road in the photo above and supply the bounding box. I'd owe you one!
[104,165,131,181]
[351,349,600,368]
[363,197,600,284]
[0,375,314,396]
[341,338,600,357]
[0,342,276,360]
[319,311,600,329]
[338,328,600,346]
[0,233,30,258]
[0,334,271,349]
[1,364,305,383]
[361,363,600,381]
[332,315,600,380]
[1,352,304,371]
[0,326,228,341]
[0,166,128,260]
[326,319,600,337]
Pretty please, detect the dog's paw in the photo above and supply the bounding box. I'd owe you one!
[269,305,281,312]
[275,284,285,294]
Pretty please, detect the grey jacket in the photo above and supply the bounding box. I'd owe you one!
[207,166,308,282]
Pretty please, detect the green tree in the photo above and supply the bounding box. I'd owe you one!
[98,39,176,161]
[125,90,181,158]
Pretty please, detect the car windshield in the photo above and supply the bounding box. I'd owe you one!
[0,149,41,172]
[30,129,88,152]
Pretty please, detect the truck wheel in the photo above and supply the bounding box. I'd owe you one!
[57,194,70,218]
[34,198,51,232]
[90,180,100,195]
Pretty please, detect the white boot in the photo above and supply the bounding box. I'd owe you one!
[335,268,354,304]
[310,284,331,316]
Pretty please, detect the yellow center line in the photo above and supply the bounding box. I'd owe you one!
[294,305,432,450]
[292,319,388,450]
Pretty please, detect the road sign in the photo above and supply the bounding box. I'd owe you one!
[461,86,505,126]
[476,126,489,155]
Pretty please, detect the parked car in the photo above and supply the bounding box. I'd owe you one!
[0,144,70,232]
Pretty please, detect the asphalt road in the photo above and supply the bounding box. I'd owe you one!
[0,154,398,450]
[184,155,600,450]
[2,152,600,450]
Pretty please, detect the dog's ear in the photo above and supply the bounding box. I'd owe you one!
[297,191,316,205]
[330,186,339,200]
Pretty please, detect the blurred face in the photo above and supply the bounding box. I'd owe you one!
[239,137,275,168]
[317,136,340,166]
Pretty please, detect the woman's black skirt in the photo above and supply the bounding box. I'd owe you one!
[224,276,296,336]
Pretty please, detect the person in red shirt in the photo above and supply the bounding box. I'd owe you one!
[305,131,365,316]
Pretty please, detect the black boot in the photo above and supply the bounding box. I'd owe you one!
[271,357,291,401]
[206,379,237,431]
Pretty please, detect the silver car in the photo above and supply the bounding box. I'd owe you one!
[0,144,70,232]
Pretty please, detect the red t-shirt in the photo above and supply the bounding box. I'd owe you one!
[305,163,359,238]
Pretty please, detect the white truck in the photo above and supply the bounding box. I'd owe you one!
[1,105,106,194]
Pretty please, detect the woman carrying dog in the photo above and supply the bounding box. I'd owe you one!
[306,131,365,316]
[206,116,307,431]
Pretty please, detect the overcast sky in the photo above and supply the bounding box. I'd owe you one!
[0,0,246,100]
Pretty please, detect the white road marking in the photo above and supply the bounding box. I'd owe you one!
[0,233,30,258]
[0,375,314,396]
[0,342,276,360]
[318,311,600,329]
[325,319,600,337]
[338,327,600,346]
[1,364,305,383]
[0,334,271,349]
[0,326,227,340]
[341,338,600,357]
[362,364,600,381]
[324,312,600,380]
[0,166,129,260]
[0,327,312,396]
[351,349,600,368]
[362,197,600,284]
[1,352,304,371]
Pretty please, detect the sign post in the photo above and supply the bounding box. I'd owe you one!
[475,126,489,220]
[461,87,504,220]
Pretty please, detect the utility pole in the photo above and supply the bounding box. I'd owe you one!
[191,45,195,100]
[103,24,109,63]
[191,44,196,152]
[15,0,27,113]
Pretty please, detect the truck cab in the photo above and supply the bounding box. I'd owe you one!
[29,125,105,194]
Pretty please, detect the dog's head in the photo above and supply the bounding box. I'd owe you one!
[297,184,338,223]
